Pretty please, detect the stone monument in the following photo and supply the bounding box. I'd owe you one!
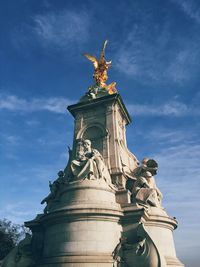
[2,41,184,267]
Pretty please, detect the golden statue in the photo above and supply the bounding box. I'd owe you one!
[84,40,117,95]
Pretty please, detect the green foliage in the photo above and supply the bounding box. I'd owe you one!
[0,219,26,260]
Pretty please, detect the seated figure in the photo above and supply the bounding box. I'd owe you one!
[132,171,162,207]
[71,139,112,184]
[132,158,162,207]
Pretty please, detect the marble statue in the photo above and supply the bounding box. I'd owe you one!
[41,170,66,213]
[71,139,112,184]
[84,40,117,96]
[132,158,162,207]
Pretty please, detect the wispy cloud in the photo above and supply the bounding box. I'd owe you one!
[1,94,197,117]
[0,160,70,224]
[126,100,199,116]
[115,17,200,85]
[172,0,200,24]
[25,119,40,127]
[4,135,21,145]
[134,125,200,252]
[144,127,198,146]
[166,46,200,83]
[148,129,200,257]
[33,10,90,50]
[10,9,91,53]
[0,94,73,113]
[0,202,40,224]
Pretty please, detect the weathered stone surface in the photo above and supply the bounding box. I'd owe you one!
[120,205,184,267]
[67,94,139,191]
[2,93,184,267]
[25,179,123,267]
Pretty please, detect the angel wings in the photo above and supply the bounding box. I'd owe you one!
[84,40,112,71]
[83,40,113,89]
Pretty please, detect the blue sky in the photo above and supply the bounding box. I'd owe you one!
[0,0,200,265]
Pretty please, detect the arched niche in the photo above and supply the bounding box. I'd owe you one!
[77,124,108,155]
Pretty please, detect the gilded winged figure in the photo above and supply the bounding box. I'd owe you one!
[84,40,117,94]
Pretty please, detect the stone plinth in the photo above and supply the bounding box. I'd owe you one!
[121,204,184,267]
[26,180,123,267]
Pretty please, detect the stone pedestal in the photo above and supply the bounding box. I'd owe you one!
[121,204,184,267]
[26,180,123,267]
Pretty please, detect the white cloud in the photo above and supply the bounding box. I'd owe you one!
[1,94,197,117]
[10,9,90,53]
[172,0,200,24]
[135,126,200,235]
[25,119,40,127]
[0,163,68,224]
[144,128,197,146]
[166,47,199,83]
[0,94,74,113]
[33,10,90,49]
[149,132,200,257]
[114,19,200,85]
[4,135,21,145]
[126,100,199,116]
[0,202,39,224]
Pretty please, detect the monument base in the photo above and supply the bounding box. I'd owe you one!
[37,255,113,267]
[122,204,184,267]
[26,180,123,267]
